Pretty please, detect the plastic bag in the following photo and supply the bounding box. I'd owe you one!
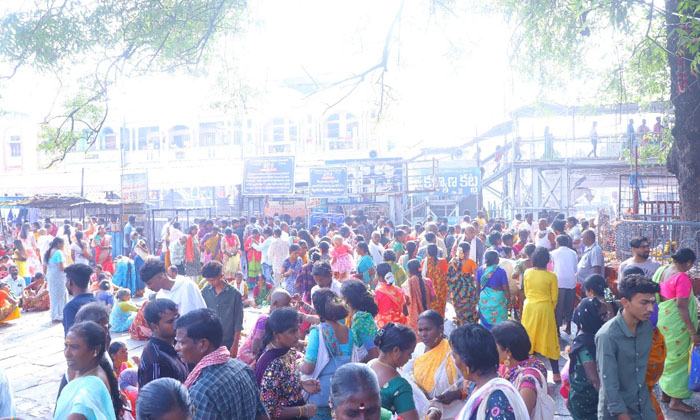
[689,345,700,392]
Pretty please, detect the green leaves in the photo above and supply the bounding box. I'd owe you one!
[0,0,246,165]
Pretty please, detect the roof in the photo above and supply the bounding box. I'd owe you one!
[0,194,121,209]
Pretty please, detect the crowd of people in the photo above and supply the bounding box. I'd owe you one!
[0,209,698,420]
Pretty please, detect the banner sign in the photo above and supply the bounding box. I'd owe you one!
[243,156,295,195]
[308,212,345,228]
[325,158,403,194]
[121,172,148,203]
[264,199,307,219]
[309,167,347,198]
[418,161,480,196]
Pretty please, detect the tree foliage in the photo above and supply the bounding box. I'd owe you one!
[0,0,246,165]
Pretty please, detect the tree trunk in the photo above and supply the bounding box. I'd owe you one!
[665,1,700,222]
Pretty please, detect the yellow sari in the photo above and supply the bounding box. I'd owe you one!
[410,338,463,419]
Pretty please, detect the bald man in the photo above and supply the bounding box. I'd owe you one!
[237,289,292,367]
[452,225,485,265]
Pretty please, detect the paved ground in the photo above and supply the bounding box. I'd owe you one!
[1,302,698,419]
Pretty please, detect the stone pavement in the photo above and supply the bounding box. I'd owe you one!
[1,304,698,419]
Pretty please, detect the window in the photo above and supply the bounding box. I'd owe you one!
[170,125,190,149]
[289,120,298,142]
[346,113,358,138]
[233,120,243,145]
[101,127,116,150]
[272,118,285,142]
[120,128,131,151]
[326,114,340,139]
[9,136,21,157]
[138,127,159,150]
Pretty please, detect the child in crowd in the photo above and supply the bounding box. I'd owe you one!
[330,235,353,281]
[253,274,272,307]
[95,279,115,308]
[231,272,250,307]
[109,288,139,332]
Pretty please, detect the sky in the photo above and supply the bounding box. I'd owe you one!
[0,0,629,151]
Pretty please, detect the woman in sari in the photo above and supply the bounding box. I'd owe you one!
[300,289,352,420]
[451,323,529,420]
[341,279,379,363]
[44,237,67,322]
[492,320,554,420]
[398,241,418,275]
[255,307,320,420]
[383,250,407,287]
[369,323,430,420]
[354,242,376,287]
[184,225,201,279]
[0,283,20,324]
[403,259,433,332]
[565,297,608,420]
[93,226,114,274]
[19,223,41,275]
[422,244,449,317]
[22,272,50,312]
[201,227,223,264]
[254,275,273,307]
[521,247,560,382]
[221,228,241,279]
[476,250,510,330]
[447,242,479,326]
[13,240,30,285]
[55,321,121,420]
[374,262,407,327]
[404,310,465,420]
[298,248,322,304]
[654,248,700,413]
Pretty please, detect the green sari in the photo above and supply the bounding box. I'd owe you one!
[653,265,699,399]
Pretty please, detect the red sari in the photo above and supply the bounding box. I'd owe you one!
[95,235,114,273]
[375,283,407,328]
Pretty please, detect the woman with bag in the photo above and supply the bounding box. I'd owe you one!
[299,289,352,420]
[492,320,554,420]
[653,248,700,413]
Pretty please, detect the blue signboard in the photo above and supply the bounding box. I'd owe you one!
[309,167,347,198]
[243,156,295,195]
[308,212,345,228]
[418,161,480,196]
[325,158,403,193]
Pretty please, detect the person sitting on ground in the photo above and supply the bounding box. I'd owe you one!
[118,367,139,420]
[95,279,115,308]
[0,283,20,324]
[232,271,250,307]
[253,274,273,307]
[110,288,139,332]
[22,272,50,312]
[108,341,136,379]
[136,377,193,420]
[175,308,269,420]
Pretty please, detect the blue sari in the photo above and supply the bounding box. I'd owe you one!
[54,375,116,420]
[477,265,509,330]
[356,254,375,286]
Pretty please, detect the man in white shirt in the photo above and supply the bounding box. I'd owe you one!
[518,213,535,242]
[368,232,385,266]
[140,258,206,315]
[510,214,523,232]
[566,216,582,250]
[267,228,290,286]
[252,227,274,283]
[551,235,579,335]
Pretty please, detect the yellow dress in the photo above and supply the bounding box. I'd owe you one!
[521,268,560,360]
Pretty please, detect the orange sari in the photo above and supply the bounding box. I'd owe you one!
[402,275,427,332]
[646,327,666,420]
[375,283,407,328]
[0,290,20,323]
[424,257,448,317]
